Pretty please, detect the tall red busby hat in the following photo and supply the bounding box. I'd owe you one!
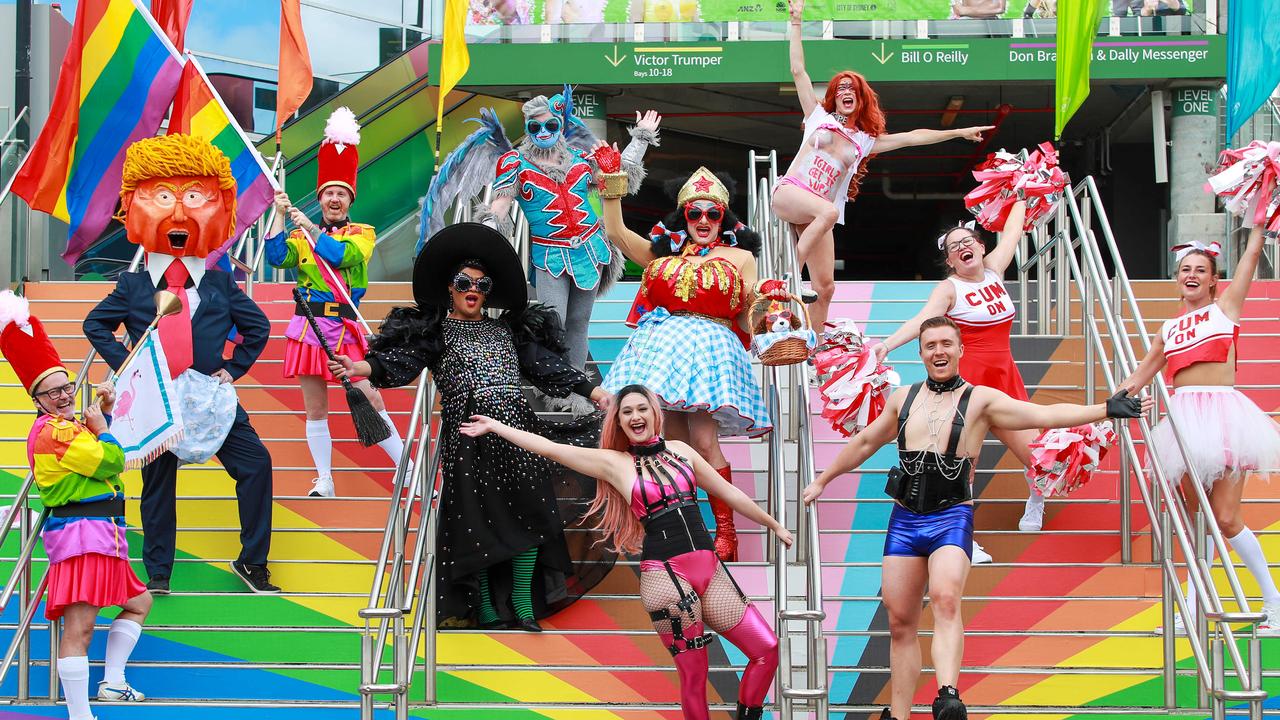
[316,107,361,199]
[0,291,67,396]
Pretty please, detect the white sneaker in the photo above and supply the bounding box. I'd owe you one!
[308,476,335,498]
[1257,601,1280,636]
[1018,494,1045,532]
[971,541,993,564]
[98,680,145,701]
[1154,612,1187,636]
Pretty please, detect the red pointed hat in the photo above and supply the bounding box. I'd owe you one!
[316,106,361,199]
[0,291,67,395]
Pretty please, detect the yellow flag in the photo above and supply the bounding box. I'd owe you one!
[436,0,470,130]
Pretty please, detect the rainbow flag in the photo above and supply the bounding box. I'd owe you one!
[10,0,183,264]
[168,55,277,260]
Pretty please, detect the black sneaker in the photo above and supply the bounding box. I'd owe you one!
[145,576,170,595]
[932,685,967,720]
[229,561,281,594]
[879,708,896,720]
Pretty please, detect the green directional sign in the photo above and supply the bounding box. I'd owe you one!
[429,35,1224,86]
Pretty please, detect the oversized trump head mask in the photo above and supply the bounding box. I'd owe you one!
[117,134,237,258]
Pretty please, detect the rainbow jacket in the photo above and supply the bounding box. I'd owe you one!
[266,221,376,349]
[27,414,127,565]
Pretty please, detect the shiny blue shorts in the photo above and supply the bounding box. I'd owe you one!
[883,503,974,560]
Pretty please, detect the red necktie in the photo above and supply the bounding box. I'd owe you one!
[156,261,193,379]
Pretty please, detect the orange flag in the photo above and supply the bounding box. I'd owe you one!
[150,0,193,51]
[276,0,313,143]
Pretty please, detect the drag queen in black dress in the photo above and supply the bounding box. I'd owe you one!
[331,223,611,631]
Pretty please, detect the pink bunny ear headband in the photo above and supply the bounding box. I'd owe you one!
[937,220,977,250]
[1170,241,1221,262]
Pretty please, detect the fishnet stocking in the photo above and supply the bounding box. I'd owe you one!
[701,562,749,632]
[640,568,701,635]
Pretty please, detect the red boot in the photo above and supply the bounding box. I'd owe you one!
[710,465,738,562]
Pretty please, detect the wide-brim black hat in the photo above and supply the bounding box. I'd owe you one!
[412,223,528,311]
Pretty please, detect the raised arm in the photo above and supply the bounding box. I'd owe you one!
[872,125,993,155]
[786,0,819,117]
[982,386,1147,431]
[1118,334,1167,394]
[459,415,632,494]
[984,200,1026,275]
[1218,225,1266,320]
[877,281,955,361]
[802,387,903,503]
[675,440,793,546]
[601,195,657,265]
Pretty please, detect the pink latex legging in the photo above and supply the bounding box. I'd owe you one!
[641,549,779,719]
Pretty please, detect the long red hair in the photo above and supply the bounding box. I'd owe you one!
[588,385,665,555]
[822,71,885,201]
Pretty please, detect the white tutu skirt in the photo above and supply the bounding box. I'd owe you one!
[1148,386,1280,489]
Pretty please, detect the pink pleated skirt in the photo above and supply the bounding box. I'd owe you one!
[45,552,147,620]
[282,337,367,384]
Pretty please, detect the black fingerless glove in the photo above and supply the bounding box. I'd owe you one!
[1106,389,1143,418]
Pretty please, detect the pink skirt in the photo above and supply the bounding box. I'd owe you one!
[1148,386,1280,489]
[45,552,147,620]
[282,337,367,383]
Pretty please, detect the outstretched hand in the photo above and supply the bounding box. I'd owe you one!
[788,0,804,23]
[957,125,996,142]
[1105,389,1151,419]
[634,110,662,134]
[459,414,502,437]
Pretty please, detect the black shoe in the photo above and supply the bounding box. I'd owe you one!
[513,618,542,633]
[932,685,967,720]
[478,617,506,630]
[229,561,281,594]
[145,576,170,595]
[736,702,764,720]
[879,708,897,720]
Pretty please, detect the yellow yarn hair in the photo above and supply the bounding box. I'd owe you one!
[116,134,237,237]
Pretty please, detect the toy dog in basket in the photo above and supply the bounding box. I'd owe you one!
[750,280,816,366]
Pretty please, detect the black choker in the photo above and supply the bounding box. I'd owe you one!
[926,375,966,393]
[630,438,667,456]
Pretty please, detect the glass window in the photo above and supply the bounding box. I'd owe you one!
[301,5,399,80]
[309,0,407,25]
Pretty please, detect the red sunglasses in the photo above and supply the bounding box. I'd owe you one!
[684,204,724,223]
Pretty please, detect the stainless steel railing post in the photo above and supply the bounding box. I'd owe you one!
[15,497,31,701]
[1161,508,1177,708]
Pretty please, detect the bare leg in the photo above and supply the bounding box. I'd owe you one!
[772,184,839,330]
[992,426,1044,531]
[685,410,727,468]
[59,603,97,658]
[298,375,330,421]
[927,545,971,688]
[882,555,929,720]
[353,378,387,412]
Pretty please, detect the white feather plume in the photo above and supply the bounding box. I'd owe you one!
[324,107,361,147]
[0,290,31,332]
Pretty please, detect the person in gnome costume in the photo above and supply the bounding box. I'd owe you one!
[329,223,614,631]
[1,290,153,718]
[266,107,406,498]
[83,134,277,595]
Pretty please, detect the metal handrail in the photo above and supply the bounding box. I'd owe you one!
[749,148,828,719]
[1027,174,1267,717]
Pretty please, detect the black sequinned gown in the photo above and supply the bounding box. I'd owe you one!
[366,310,612,626]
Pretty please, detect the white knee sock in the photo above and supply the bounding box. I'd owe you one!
[1184,543,1218,621]
[103,618,142,685]
[305,419,332,480]
[57,655,92,720]
[375,410,405,466]
[1229,527,1280,604]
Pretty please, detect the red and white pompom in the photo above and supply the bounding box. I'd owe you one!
[1205,141,1280,234]
[963,142,1066,234]
[1027,421,1118,498]
[813,319,900,438]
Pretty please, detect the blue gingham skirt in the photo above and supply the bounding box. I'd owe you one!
[603,308,772,438]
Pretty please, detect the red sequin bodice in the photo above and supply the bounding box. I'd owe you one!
[625,255,750,346]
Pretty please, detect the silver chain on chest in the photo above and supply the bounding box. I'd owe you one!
[897,388,971,482]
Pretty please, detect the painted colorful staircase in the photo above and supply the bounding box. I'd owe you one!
[3,278,1280,719]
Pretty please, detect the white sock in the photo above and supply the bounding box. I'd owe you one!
[1229,527,1280,604]
[375,410,405,466]
[103,618,142,685]
[305,419,333,480]
[1184,543,1218,622]
[57,655,92,720]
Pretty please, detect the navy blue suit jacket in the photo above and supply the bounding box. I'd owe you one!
[83,269,269,379]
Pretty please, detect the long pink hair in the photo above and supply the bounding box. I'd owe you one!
[588,385,664,555]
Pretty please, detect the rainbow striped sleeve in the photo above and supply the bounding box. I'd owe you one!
[32,418,125,507]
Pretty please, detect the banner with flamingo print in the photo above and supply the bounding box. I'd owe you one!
[109,332,183,468]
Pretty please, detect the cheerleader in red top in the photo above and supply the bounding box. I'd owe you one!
[1121,225,1280,634]
[594,147,773,562]
[876,202,1041,555]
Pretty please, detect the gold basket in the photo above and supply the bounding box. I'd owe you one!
[750,293,813,367]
